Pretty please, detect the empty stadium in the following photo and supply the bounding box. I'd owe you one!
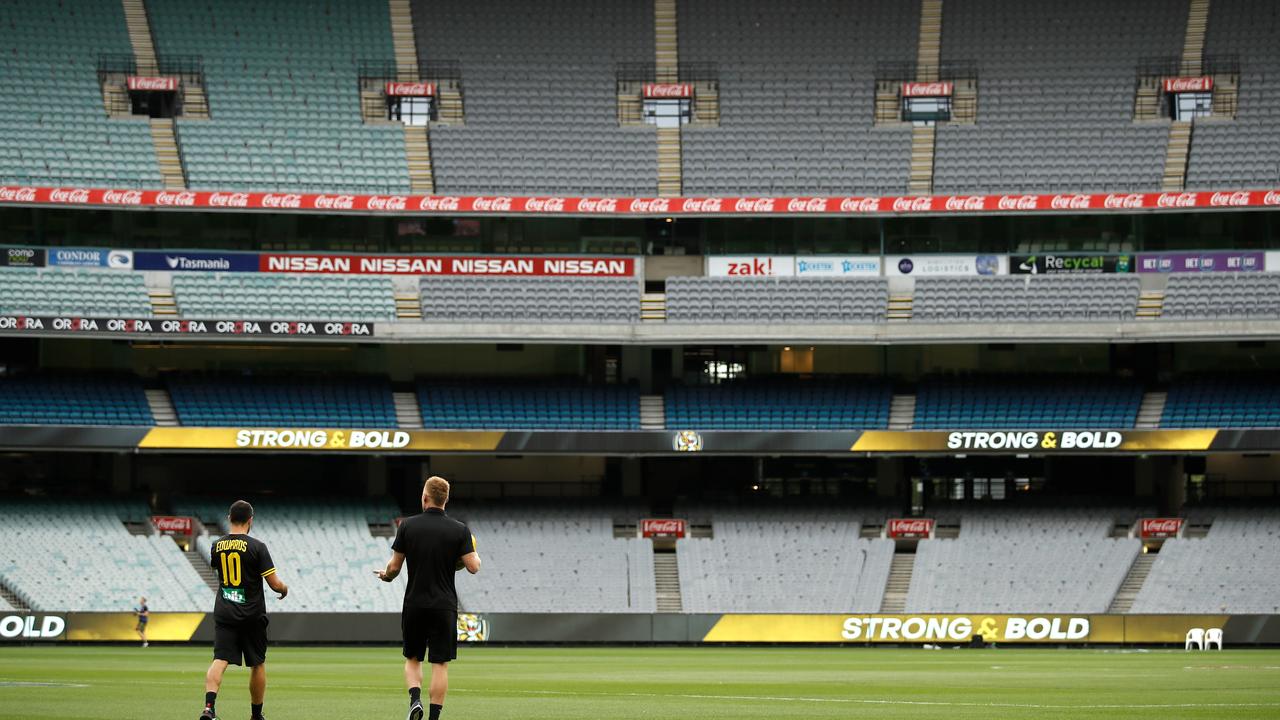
[2,0,1280,718]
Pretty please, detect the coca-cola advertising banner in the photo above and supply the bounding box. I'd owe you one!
[1136,251,1264,273]
[1139,518,1183,538]
[0,316,373,338]
[887,255,1005,276]
[127,76,178,92]
[1,247,44,267]
[887,518,934,538]
[1163,76,1213,93]
[385,82,436,97]
[5,186,1280,217]
[641,519,686,538]
[1011,254,1133,275]
[643,83,693,99]
[152,516,194,534]
[902,81,954,97]
[260,254,636,276]
[706,256,795,277]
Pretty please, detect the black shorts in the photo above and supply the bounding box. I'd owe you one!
[214,616,269,667]
[402,608,457,664]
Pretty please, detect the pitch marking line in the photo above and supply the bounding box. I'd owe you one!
[454,687,1280,710]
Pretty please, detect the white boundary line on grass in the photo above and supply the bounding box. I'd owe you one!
[2,677,1276,711]
[451,687,1280,710]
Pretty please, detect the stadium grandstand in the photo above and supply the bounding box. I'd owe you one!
[2,0,1280,717]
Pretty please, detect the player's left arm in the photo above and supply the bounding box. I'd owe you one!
[376,551,405,582]
[258,542,287,599]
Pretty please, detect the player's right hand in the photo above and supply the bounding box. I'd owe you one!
[275,585,288,599]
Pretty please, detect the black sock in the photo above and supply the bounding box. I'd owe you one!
[251,702,263,718]
[204,691,216,712]
[409,687,421,703]
[429,703,442,720]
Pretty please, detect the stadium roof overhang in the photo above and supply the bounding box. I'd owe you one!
[0,426,1275,456]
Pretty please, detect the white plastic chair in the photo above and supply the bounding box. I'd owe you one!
[1205,627,1223,650]
[1185,627,1205,650]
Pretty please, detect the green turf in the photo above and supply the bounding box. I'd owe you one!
[1,645,1279,719]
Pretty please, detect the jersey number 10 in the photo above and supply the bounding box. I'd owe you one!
[220,552,242,586]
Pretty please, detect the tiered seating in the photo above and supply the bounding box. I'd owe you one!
[1186,0,1280,189]
[933,0,1179,193]
[1131,507,1280,613]
[1162,375,1280,428]
[166,375,397,427]
[149,0,408,192]
[415,0,656,195]
[676,504,893,613]
[448,501,656,613]
[911,276,1140,322]
[906,507,1142,612]
[419,277,639,324]
[418,380,639,430]
[0,0,160,186]
[0,374,153,426]
[172,273,396,322]
[914,375,1142,429]
[0,268,153,318]
[1160,274,1280,320]
[665,378,891,430]
[0,499,207,611]
[678,0,914,195]
[665,277,887,324]
[185,498,405,613]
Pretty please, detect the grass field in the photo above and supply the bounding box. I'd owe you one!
[1,645,1279,719]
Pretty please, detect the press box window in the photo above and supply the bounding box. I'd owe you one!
[127,76,179,119]
[642,83,693,128]
[1173,92,1212,121]
[385,82,436,126]
[903,96,951,122]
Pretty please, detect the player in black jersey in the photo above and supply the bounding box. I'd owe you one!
[199,500,288,720]
[377,476,480,720]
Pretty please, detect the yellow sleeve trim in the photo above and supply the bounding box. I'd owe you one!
[261,568,277,578]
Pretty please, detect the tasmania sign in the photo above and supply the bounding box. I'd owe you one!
[887,518,934,538]
[641,519,686,538]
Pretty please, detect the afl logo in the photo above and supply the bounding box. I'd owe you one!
[456,613,488,642]
[673,431,704,453]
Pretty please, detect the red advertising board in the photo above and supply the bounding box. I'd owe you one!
[1139,518,1183,538]
[641,518,686,538]
[887,518,934,538]
[258,254,636,276]
[127,76,178,92]
[385,82,437,97]
[152,515,193,534]
[643,83,693,99]
[4,186,1280,216]
[902,81,954,97]
[1163,76,1213,93]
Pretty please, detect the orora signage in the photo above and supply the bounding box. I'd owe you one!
[4,187,1280,216]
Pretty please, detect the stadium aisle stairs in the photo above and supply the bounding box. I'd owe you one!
[879,553,914,612]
